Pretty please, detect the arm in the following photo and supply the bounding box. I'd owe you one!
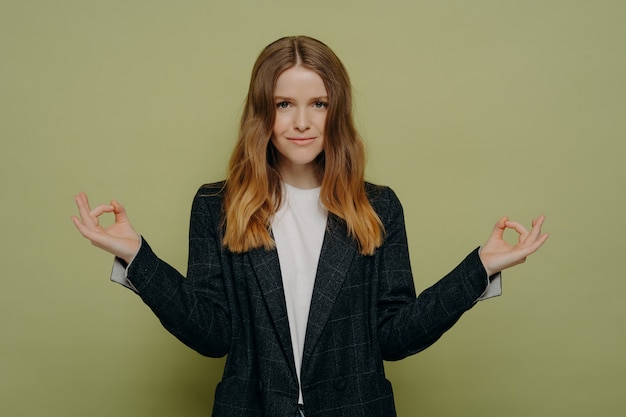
[375,188,490,360]
[126,188,231,357]
[72,188,231,357]
[375,188,548,361]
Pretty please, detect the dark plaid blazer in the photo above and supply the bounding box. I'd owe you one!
[126,182,490,417]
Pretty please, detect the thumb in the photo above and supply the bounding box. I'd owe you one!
[110,200,130,224]
[488,216,509,240]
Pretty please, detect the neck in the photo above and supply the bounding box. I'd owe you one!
[282,175,321,190]
[279,166,321,189]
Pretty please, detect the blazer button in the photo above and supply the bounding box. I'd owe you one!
[333,377,347,391]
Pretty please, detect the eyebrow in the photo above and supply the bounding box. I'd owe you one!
[274,96,329,101]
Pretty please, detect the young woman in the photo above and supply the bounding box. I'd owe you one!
[72,36,548,417]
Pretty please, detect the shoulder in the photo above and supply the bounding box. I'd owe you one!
[197,180,227,196]
[194,181,227,202]
[365,181,402,210]
[190,181,227,215]
[365,183,406,240]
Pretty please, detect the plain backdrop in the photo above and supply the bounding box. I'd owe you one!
[1,0,625,416]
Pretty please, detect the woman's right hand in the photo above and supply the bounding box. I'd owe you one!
[71,192,141,264]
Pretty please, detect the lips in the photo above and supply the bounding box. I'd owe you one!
[286,137,316,145]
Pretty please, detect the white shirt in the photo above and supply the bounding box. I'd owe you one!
[271,183,327,405]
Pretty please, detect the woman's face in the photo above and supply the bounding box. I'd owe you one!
[271,66,328,188]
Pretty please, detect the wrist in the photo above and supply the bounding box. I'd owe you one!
[121,234,141,265]
[478,247,495,277]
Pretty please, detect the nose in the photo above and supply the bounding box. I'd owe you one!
[294,108,310,131]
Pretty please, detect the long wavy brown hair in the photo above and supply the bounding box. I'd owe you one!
[223,36,383,255]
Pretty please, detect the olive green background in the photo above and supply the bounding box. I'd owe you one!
[1,0,624,416]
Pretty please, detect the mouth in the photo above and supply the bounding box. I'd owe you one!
[286,137,316,145]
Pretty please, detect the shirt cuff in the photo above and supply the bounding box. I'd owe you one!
[477,272,502,301]
[109,237,142,294]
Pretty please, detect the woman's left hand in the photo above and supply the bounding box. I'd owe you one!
[479,215,549,277]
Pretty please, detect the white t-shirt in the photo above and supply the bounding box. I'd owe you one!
[271,183,328,405]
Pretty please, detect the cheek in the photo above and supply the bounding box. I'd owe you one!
[272,113,289,135]
[316,113,327,134]
[269,135,279,152]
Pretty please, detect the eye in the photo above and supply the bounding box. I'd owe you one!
[276,101,290,109]
[313,101,328,109]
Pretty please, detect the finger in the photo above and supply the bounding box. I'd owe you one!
[504,220,530,243]
[71,215,88,236]
[71,214,99,241]
[89,204,115,219]
[529,215,546,238]
[86,204,114,227]
[489,216,509,239]
[75,192,114,229]
[74,192,95,226]
[521,215,546,246]
[517,231,549,258]
[110,200,129,224]
[74,192,90,213]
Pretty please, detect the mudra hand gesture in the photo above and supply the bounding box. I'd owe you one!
[71,192,141,264]
[479,215,549,277]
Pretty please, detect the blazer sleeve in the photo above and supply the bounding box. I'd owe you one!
[375,187,490,361]
[124,185,231,357]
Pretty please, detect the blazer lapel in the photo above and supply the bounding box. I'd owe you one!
[247,247,297,377]
[301,214,358,371]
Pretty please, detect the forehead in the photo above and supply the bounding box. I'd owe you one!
[274,66,327,96]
